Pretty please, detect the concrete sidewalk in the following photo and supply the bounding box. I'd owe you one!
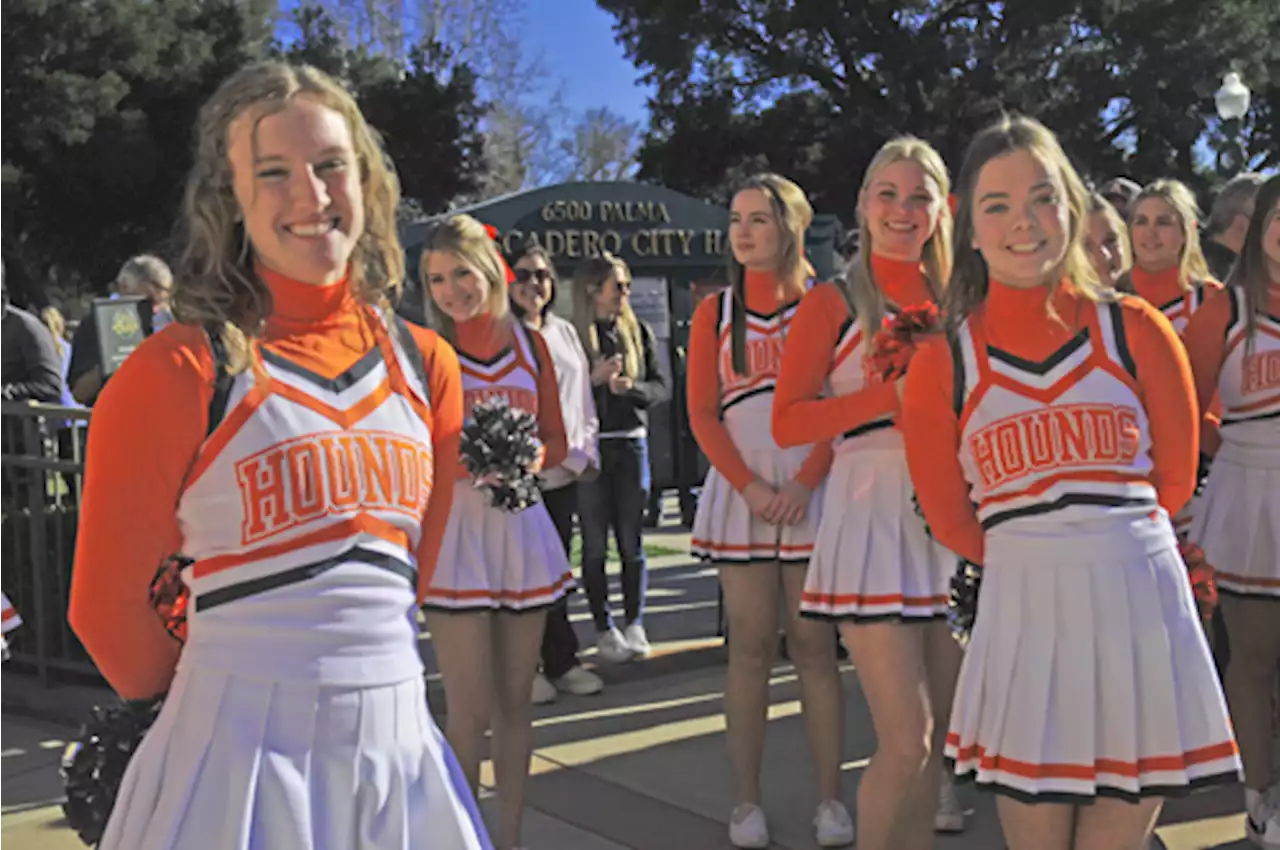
[0,524,1257,849]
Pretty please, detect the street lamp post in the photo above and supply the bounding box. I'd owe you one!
[1214,71,1251,177]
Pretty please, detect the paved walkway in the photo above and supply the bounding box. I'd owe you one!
[1,524,1257,849]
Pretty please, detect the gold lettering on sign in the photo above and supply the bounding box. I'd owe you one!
[704,229,724,255]
[543,230,565,256]
[564,229,582,259]
[601,230,623,255]
[582,230,601,257]
[630,229,652,257]
[677,229,694,256]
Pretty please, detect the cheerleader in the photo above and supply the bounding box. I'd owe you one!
[419,214,573,850]
[772,138,964,850]
[1,592,20,660]
[67,61,490,849]
[1181,174,1280,848]
[689,174,848,848]
[1084,192,1131,292]
[901,115,1240,850]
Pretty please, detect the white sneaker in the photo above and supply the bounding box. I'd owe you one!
[729,802,769,849]
[596,628,635,664]
[1247,786,1280,849]
[934,772,965,833]
[623,622,652,658]
[554,665,604,696]
[814,798,854,847]
[530,672,557,705]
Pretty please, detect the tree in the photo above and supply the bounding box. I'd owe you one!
[1,0,273,305]
[560,107,642,182]
[275,5,487,213]
[598,0,1279,217]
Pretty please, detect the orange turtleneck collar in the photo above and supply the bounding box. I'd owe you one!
[980,278,1091,360]
[870,253,936,308]
[741,268,803,314]
[1129,265,1186,307]
[454,311,511,360]
[258,263,356,338]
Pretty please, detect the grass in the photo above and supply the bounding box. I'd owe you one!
[568,536,686,566]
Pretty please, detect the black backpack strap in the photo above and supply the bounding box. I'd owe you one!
[946,326,966,418]
[205,325,233,438]
[392,314,431,397]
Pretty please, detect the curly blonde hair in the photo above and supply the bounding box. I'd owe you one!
[171,61,404,366]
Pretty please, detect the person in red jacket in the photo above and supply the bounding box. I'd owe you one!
[901,114,1239,850]
[1181,174,1280,848]
[68,61,488,850]
[772,138,964,850]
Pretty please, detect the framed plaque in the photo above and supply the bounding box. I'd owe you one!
[92,296,149,376]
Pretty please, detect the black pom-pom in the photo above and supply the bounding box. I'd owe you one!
[459,397,544,513]
[1194,453,1213,498]
[61,696,165,846]
[911,492,933,539]
[947,560,983,645]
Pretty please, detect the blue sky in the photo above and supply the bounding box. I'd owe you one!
[521,0,653,124]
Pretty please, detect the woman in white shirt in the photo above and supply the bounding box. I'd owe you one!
[509,244,605,703]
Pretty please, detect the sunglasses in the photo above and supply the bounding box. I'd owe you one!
[514,267,553,284]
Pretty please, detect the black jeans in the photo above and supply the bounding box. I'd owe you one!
[578,437,650,632]
[540,484,582,679]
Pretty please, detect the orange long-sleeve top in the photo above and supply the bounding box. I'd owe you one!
[1131,265,1225,455]
[1182,279,1280,416]
[452,312,567,478]
[773,254,936,447]
[686,270,833,492]
[901,280,1199,566]
[67,266,464,700]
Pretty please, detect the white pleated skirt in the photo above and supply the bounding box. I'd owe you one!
[100,666,492,850]
[1190,444,1280,598]
[946,513,1241,802]
[800,448,955,620]
[423,479,573,612]
[691,443,822,564]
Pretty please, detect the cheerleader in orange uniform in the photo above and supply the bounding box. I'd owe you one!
[901,115,1239,850]
[1122,180,1225,538]
[1181,174,1280,848]
[688,174,848,849]
[419,214,572,850]
[1,592,20,660]
[67,62,489,850]
[772,138,964,850]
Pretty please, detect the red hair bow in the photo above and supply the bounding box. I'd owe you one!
[483,223,517,285]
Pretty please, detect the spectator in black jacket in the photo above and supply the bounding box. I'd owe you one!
[1,265,63,403]
[1202,173,1264,282]
[572,253,667,663]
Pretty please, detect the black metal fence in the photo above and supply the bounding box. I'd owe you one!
[1,401,99,685]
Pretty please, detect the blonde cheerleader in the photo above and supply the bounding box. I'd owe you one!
[419,214,572,850]
[1182,174,1280,848]
[772,139,964,850]
[68,62,490,850]
[688,174,848,848]
[901,115,1239,850]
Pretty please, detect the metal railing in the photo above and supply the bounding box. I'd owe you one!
[1,401,99,685]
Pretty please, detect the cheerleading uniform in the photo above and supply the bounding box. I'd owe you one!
[1183,282,1280,597]
[68,267,490,850]
[902,279,1240,801]
[1131,266,1224,537]
[688,270,831,563]
[421,312,573,612]
[1,592,20,658]
[773,254,953,620]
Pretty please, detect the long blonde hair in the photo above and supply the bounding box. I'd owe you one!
[845,137,953,339]
[944,115,1105,330]
[419,214,511,345]
[1226,173,1280,353]
[573,253,642,378]
[726,173,812,375]
[172,61,404,369]
[1122,179,1211,292]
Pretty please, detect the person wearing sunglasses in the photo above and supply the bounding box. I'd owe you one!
[509,244,605,704]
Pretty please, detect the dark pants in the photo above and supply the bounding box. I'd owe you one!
[540,484,582,679]
[578,437,650,633]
